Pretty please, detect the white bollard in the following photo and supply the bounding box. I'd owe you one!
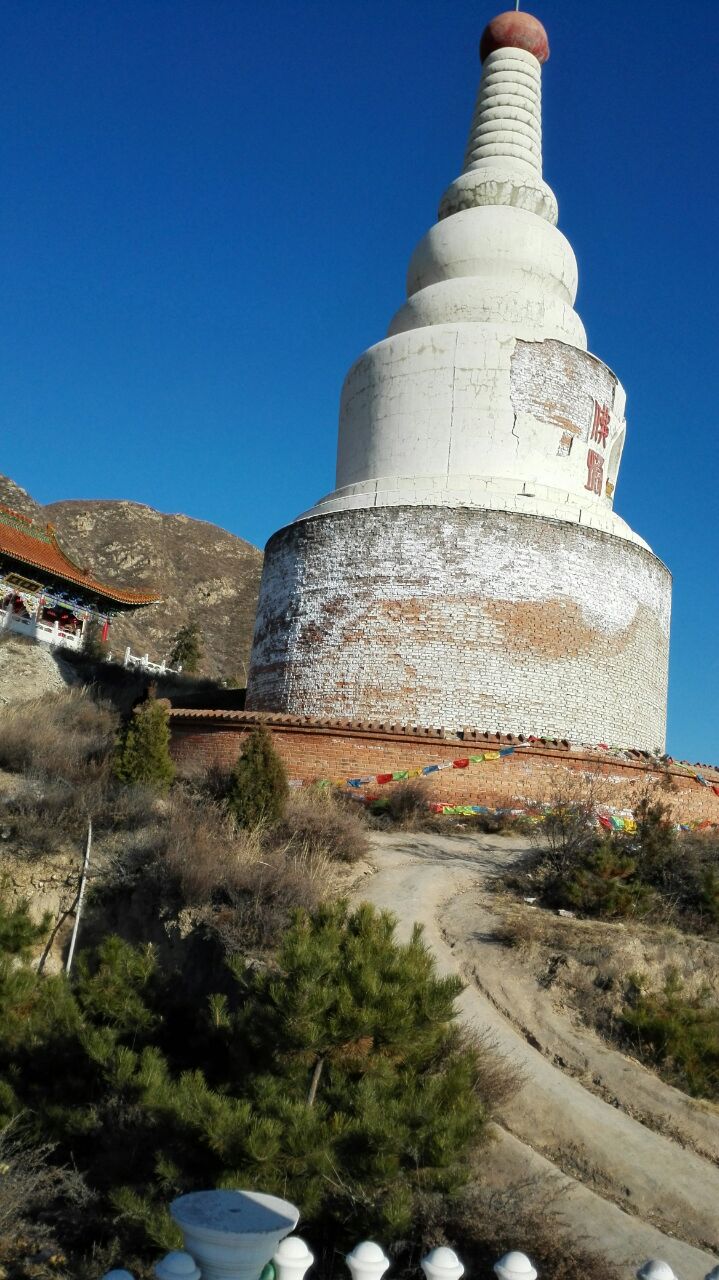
[346,1241,391,1280]
[494,1253,538,1280]
[273,1235,314,1280]
[637,1265,679,1280]
[155,1252,201,1279]
[101,1271,135,1279]
[421,1245,464,1280]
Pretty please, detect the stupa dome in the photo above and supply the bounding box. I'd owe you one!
[479,11,549,63]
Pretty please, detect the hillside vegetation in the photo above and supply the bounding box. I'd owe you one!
[0,687,517,1279]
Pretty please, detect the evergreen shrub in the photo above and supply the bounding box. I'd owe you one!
[227,727,287,827]
[621,970,719,1100]
[168,621,203,674]
[0,898,513,1268]
[520,791,719,934]
[113,697,175,793]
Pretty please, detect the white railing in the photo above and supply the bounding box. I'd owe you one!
[0,608,83,652]
[118,645,182,676]
[98,1189,719,1280]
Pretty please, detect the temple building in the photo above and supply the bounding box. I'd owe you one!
[0,503,159,653]
[245,10,672,751]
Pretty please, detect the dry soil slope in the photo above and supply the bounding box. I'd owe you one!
[358,831,719,1280]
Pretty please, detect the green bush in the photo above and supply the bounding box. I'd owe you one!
[522,793,719,935]
[621,970,719,1100]
[227,727,287,827]
[113,697,175,793]
[82,619,109,662]
[561,842,654,919]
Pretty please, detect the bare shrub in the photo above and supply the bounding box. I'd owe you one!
[274,787,370,863]
[493,910,541,951]
[528,776,600,876]
[382,781,430,828]
[1,770,117,855]
[469,1029,525,1111]
[104,782,163,832]
[0,1116,90,1239]
[0,690,117,783]
[157,791,240,904]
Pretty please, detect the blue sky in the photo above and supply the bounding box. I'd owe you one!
[0,1,716,762]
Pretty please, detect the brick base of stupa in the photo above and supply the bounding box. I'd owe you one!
[245,505,671,753]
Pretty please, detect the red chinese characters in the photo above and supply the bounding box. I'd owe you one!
[590,400,610,448]
[585,448,604,495]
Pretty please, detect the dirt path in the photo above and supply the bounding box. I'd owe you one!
[354,832,719,1278]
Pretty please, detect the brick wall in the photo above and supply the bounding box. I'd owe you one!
[170,713,719,825]
[245,506,671,752]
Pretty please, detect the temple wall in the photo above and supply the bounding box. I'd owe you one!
[169,713,719,826]
[245,506,671,753]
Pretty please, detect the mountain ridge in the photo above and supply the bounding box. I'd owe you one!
[0,473,263,681]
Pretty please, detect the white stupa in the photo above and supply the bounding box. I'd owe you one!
[246,10,671,751]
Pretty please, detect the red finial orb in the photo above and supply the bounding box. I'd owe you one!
[479,11,550,64]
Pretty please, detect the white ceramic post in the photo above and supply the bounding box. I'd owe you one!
[421,1245,464,1280]
[345,1241,391,1280]
[494,1252,538,1280]
[273,1235,314,1280]
[155,1251,202,1279]
[637,1265,679,1280]
[170,1189,299,1280]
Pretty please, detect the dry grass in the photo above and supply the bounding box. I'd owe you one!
[123,790,340,953]
[274,787,370,863]
[0,690,117,784]
[443,1179,622,1280]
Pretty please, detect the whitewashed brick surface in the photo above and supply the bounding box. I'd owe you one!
[246,507,671,752]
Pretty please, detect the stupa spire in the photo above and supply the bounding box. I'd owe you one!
[440,11,556,224]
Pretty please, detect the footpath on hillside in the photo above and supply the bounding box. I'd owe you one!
[353,831,719,1280]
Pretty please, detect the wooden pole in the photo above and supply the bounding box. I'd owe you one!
[65,819,92,975]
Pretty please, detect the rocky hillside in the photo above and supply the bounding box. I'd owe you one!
[0,474,263,681]
[0,473,40,521]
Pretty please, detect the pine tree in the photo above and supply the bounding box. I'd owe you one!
[0,899,499,1262]
[82,620,108,662]
[232,900,488,1233]
[227,726,287,826]
[168,621,203,674]
[113,697,175,792]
